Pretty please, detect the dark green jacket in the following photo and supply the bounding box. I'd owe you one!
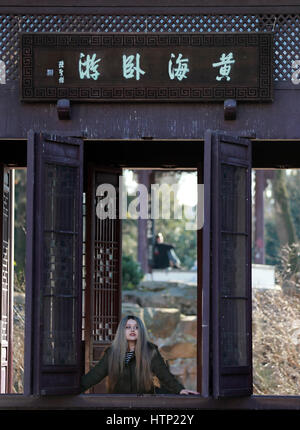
[80,342,184,394]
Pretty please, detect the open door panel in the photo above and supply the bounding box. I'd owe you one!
[203,130,252,398]
[25,132,84,395]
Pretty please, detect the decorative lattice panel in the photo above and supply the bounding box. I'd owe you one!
[42,163,79,366]
[0,14,299,82]
[91,170,121,346]
[93,241,119,342]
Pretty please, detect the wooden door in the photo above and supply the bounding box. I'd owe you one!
[203,130,253,398]
[24,132,84,395]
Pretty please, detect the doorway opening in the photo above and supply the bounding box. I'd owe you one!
[83,139,203,394]
[121,168,198,392]
[252,168,300,395]
[0,167,26,394]
[12,168,26,394]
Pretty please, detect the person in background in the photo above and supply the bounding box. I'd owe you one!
[80,315,199,395]
[153,232,181,270]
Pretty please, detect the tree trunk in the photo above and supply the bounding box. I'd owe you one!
[254,170,266,264]
[272,170,297,247]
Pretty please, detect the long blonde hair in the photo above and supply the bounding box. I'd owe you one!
[107,315,153,393]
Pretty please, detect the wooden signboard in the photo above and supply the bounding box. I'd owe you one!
[21,32,273,102]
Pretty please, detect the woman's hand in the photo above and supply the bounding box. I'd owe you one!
[179,389,199,395]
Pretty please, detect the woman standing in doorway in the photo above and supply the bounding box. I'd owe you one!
[80,315,199,395]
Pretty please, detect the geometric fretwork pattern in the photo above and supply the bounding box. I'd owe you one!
[220,163,249,367]
[0,13,299,82]
[93,242,119,342]
[92,170,120,346]
[42,163,78,366]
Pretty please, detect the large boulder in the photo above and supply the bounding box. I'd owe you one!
[143,307,181,338]
[121,302,144,321]
[176,315,197,338]
[159,333,197,360]
[122,281,197,315]
[168,358,197,391]
[138,280,171,292]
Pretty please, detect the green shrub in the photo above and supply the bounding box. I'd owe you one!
[122,254,144,290]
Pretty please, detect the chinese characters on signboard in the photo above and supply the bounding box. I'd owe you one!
[75,51,235,83]
[21,33,273,102]
[79,53,101,80]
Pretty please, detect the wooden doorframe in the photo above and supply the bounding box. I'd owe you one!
[83,144,204,394]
